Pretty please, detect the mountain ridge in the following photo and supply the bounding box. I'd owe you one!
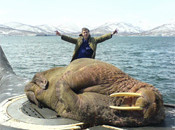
[0,22,175,36]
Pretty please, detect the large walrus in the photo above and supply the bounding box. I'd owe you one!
[25,58,165,128]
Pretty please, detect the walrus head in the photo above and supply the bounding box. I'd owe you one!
[110,88,165,125]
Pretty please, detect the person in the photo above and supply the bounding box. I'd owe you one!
[56,27,118,62]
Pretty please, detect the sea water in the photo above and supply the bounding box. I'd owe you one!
[0,35,175,104]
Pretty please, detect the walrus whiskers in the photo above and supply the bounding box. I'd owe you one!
[110,92,143,110]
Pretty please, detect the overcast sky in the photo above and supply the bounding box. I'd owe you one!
[0,0,175,29]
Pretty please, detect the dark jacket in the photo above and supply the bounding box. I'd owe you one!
[61,33,112,61]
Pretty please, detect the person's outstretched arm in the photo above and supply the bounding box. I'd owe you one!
[112,29,118,35]
[55,30,77,44]
[95,29,118,44]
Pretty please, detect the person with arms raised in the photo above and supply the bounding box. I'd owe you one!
[56,28,118,62]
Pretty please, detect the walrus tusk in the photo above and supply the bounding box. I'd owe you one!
[65,122,84,129]
[102,125,125,130]
[110,92,141,97]
[110,92,143,110]
[69,122,84,126]
[109,106,143,110]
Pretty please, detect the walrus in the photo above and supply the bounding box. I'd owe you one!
[25,58,165,128]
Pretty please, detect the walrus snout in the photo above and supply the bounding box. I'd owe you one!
[25,83,43,107]
[109,88,165,121]
[136,88,165,121]
[135,89,157,118]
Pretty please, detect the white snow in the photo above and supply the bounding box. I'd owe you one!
[0,21,175,36]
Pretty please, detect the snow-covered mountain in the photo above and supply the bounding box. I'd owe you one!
[4,22,47,35]
[140,22,175,36]
[0,25,37,36]
[55,23,81,33]
[0,22,175,36]
[36,24,61,35]
[90,22,143,35]
[0,24,11,28]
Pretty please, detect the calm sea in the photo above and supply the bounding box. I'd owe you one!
[0,35,175,104]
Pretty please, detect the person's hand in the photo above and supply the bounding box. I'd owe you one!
[112,29,118,35]
[55,30,62,36]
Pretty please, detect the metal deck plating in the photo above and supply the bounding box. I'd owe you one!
[0,95,83,130]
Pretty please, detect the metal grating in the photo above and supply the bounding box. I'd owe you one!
[21,101,58,119]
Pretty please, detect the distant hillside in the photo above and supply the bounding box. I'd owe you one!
[140,23,175,36]
[90,22,143,35]
[0,22,175,36]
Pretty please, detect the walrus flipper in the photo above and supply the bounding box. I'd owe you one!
[56,81,79,111]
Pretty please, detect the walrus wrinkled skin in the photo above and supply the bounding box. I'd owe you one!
[25,58,165,127]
